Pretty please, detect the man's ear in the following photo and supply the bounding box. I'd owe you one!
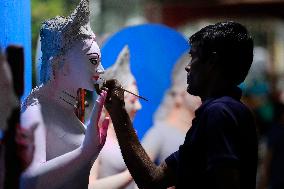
[209,51,219,64]
[206,51,219,71]
[208,52,229,82]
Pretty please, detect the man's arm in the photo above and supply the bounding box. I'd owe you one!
[104,80,175,189]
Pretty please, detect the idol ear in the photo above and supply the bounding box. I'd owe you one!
[50,55,66,77]
[61,59,71,77]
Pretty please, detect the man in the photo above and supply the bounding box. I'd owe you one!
[103,21,258,189]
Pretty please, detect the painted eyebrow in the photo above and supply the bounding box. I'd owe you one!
[86,52,100,57]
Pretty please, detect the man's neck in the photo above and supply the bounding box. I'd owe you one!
[200,85,240,102]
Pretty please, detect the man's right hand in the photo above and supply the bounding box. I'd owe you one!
[102,79,125,116]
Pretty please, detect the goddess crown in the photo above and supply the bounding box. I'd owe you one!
[103,46,135,88]
[40,0,95,83]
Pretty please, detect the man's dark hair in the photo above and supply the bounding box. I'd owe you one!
[189,21,254,85]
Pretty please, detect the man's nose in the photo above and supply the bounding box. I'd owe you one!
[185,64,191,72]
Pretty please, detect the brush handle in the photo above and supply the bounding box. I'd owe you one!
[120,88,148,101]
[95,78,148,101]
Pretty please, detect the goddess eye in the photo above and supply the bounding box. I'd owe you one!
[89,58,98,65]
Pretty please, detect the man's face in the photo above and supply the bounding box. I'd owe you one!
[185,44,210,97]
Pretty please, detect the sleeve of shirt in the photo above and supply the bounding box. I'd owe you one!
[203,103,240,171]
[165,150,179,168]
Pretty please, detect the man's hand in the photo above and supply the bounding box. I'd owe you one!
[102,79,125,116]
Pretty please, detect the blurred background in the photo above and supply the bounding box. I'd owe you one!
[29,0,284,188]
[31,1,284,126]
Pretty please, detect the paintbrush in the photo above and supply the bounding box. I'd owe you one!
[119,87,148,101]
[95,78,148,101]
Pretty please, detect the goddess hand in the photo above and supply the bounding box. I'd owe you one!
[82,90,109,157]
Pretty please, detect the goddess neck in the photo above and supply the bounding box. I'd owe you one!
[39,80,78,112]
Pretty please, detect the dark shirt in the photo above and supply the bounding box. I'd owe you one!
[165,87,258,189]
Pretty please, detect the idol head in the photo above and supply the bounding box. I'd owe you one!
[185,21,254,98]
[170,53,201,110]
[40,0,104,91]
[154,53,201,122]
[103,46,142,120]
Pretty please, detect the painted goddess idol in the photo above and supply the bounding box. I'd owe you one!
[20,0,109,188]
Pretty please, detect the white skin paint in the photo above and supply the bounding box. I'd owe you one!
[56,37,104,95]
[20,38,107,189]
[20,0,110,188]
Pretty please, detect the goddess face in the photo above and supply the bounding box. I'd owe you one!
[64,37,104,91]
[124,81,142,120]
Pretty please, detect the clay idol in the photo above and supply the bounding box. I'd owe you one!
[20,1,109,188]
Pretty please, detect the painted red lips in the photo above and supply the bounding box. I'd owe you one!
[93,76,99,81]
